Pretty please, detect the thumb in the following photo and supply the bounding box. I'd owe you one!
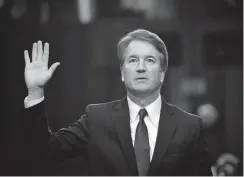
[49,62,60,75]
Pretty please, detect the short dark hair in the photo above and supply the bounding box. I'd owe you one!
[117,29,168,72]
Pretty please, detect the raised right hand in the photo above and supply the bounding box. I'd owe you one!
[24,41,60,99]
[24,41,60,90]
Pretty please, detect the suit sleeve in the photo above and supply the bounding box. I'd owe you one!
[21,101,89,167]
[189,118,215,176]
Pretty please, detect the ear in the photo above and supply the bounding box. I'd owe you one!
[121,69,124,82]
[160,71,165,83]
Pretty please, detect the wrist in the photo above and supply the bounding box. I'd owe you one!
[27,87,44,101]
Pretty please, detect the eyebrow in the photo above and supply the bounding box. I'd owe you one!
[128,55,156,59]
[128,55,138,58]
[145,55,156,59]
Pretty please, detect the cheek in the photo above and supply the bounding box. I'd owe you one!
[150,70,164,83]
[123,73,133,83]
[122,67,134,79]
[151,69,162,77]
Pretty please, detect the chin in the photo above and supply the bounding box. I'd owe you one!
[128,84,161,96]
[130,87,151,95]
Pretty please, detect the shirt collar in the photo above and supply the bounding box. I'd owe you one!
[127,94,162,126]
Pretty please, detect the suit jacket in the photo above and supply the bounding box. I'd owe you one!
[22,97,214,176]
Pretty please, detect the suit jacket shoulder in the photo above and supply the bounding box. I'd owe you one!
[168,103,202,129]
[85,98,126,118]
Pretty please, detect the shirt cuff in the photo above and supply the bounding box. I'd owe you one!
[24,96,44,108]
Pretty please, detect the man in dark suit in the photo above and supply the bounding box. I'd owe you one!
[22,29,225,176]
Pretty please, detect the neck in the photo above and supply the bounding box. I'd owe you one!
[127,90,160,107]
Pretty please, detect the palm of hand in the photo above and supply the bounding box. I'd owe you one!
[25,61,51,89]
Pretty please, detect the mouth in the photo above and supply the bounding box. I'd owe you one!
[135,77,148,81]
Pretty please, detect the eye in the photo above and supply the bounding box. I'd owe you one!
[146,57,155,64]
[129,57,138,63]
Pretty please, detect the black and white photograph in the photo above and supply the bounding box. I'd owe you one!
[0,0,243,176]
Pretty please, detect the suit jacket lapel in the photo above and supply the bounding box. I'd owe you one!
[111,97,138,175]
[148,98,176,175]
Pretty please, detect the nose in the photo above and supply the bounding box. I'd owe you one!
[136,60,146,73]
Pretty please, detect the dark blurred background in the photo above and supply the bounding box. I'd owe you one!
[0,0,242,175]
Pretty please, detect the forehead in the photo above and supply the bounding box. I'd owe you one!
[124,40,161,58]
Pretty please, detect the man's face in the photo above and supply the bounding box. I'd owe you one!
[121,40,165,95]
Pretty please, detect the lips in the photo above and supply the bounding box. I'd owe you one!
[135,77,147,80]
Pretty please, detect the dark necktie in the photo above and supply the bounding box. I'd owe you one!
[134,108,150,176]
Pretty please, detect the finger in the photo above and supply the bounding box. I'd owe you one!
[37,40,43,61]
[32,43,37,61]
[24,50,30,65]
[42,42,49,63]
[49,62,60,75]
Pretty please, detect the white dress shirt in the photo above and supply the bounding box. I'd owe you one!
[24,96,44,108]
[127,95,161,161]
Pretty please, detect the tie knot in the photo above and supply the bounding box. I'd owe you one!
[138,108,147,120]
